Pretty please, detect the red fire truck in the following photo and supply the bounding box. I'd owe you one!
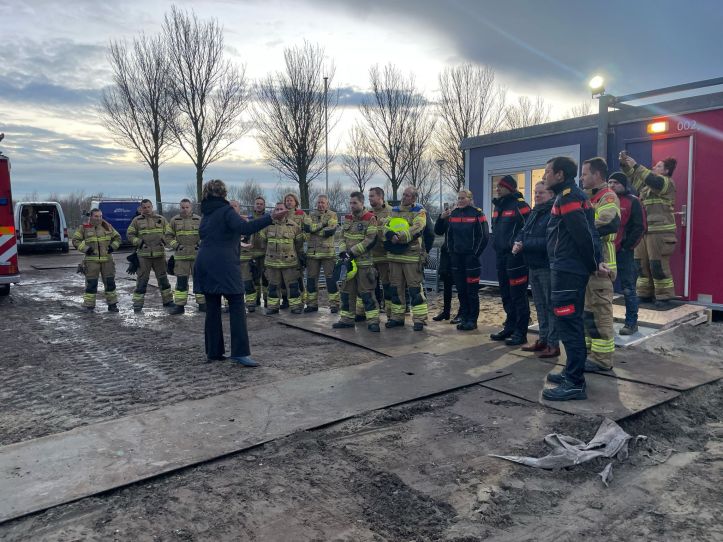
[0,143,20,296]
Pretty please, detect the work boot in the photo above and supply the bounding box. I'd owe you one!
[168,305,185,315]
[654,299,672,309]
[330,306,339,314]
[367,323,380,332]
[505,333,527,346]
[291,308,303,315]
[490,328,513,341]
[521,339,546,352]
[450,313,462,325]
[280,297,289,309]
[542,379,587,401]
[247,304,255,313]
[198,303,207,313]
[546,371,565,384]
[333,321,354,329]
[355,314,367,322]
[432,311,450,321]
[303,306,318,313]
[537,345,561,358]
[619,324,638,335]
[107,303,119,313]
[230,356,259,367]
[584,360,613,373]
[265,308,279,315]
[133,307,143,313]
[163,301,175,308]
[413,322,424,331]
[457,321,478,331]
[385,319,405,328]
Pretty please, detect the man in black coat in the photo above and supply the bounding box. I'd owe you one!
[490,175,531,345]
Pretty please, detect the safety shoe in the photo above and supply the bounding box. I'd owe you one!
[537,345,561,358]
[584,361,613,373]
[168,305,185,315]
[133,307,143,313]
[107,303,119,313]
[198,303,207,313]
[413,322,425,331]
[521,339,546,352]
[490,329,514,341]
[333,321,355,329]
[330,306,339,314]
[247,305,255,313]
[457,321,478,331]
[265,308,279,315]
[432,311,450,321]
[163,301,175,308]
[542,380,587,401]
[367,323,380,332]
[619,324,638,336]
[654,299,672,309]
[303,306,318,313]
[546,371,565,384]
[355,314,367,322]
[450,314,462,325]
[230,356,259,367]
[505,333,527,346]
[385,319,405,328]
[291,308,303,315]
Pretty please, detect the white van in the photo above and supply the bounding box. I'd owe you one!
[14,202,69,253]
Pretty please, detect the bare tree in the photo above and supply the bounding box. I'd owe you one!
[163,6,250,201]
[404,155,437,212]
[435,64,506,193]
[227,179,265,210]
[325,179,349,214]
[403,104,437,210]
[360,64,427,201]
[100,34,175,212]
[504,96,551,129]
[254,41,337,209]
[561,101,595,119]
[340,125,377,192]
[185,182,198,203]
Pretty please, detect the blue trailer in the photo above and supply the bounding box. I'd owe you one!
[90,198,141,243]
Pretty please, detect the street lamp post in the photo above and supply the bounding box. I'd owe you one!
[324,76,329,194]
[436,159,445,215]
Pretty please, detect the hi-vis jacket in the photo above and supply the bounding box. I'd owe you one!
[72,221,121,263]
[370,203,392,264]
[622,163,677,234]
[166,213,201,261]
[586,186,620,275]
[340,209,378,267]
[127,214,169,258]
[304,209,338,259]
[384,203,427,264]
[240,210,269,262]
[260,218,304,268]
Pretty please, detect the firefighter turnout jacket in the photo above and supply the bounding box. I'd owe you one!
[304,209,338,259]
[73,220,121,262]
[260,218,304,268]
[127,214,169,258]
[371,203,392,264]
[587,186,620,278]
[384,203,427,263]
[166,213,201,262]
[622,163,676,233]
[340,209,378,266]
[240,210,269,262]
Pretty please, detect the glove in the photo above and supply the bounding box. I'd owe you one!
[107,246,114,254]
[176,244,185,252]
[139,240,147,249]
[85,246,95,255]
[323,228,336,237]
[338,251,351,262]
[302,223,312,233]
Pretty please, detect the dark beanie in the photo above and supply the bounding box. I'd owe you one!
[498,175,517,192]
[608,171,629,189]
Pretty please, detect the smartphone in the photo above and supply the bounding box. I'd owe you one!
[443,202,449,211]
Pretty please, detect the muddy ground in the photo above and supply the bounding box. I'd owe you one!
[0,252,721,541]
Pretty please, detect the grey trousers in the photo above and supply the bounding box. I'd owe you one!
[529,266,558,347]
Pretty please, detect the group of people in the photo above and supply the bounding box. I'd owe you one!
[71,150,678,396]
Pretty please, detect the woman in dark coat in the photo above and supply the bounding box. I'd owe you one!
[194,180,284,366]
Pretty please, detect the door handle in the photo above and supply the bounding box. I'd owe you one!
[673,204,687,227]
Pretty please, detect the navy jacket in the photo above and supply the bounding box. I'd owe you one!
[546,179,601,276]
[194,197,273,294]
[515,199,553,269]
[491,192,531,254]
[444,206,489,256]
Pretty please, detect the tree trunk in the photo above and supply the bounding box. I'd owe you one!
[153,165,163,214]
[299,178,309,210]
[196,166,203,203]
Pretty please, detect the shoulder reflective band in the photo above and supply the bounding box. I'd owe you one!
[552,200,590,216]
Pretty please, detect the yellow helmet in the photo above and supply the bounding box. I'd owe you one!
[386,217,410,234]
[346,259,358,280]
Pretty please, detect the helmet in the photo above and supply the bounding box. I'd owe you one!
[346,259,358,280]
[386,217,410,235]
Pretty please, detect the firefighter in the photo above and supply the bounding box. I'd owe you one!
[260,201,305,314]
[72,208,121,312]
[282,193,307,309]
[126,199,173,312]
[303,194,339,313]
[581,158,621,372]
[239,196,269,311]
[363,187,392,320]
[444,189,489,330]
[333,191,380,331]
[620,152,678,307]
[490,175,531,346]
[384,186,428,331]
[167,198,204,314]
[543,157,605,401]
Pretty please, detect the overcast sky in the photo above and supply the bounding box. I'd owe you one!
[1,0,722,202]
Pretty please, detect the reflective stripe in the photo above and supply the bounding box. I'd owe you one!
[554,304,575,316]
[591,338,615,353]
[268,239,293,244]
[509,275,528,286]
[647,224,676,232]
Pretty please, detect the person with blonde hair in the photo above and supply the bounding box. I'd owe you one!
[193,180,286,366]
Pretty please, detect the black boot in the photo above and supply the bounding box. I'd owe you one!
[168,304,185,315]
[450,313,462,325]
[432,311,450,321]
[490,328,514,341]
[280,296,289,309]
[107,304,119,313]
[504,332,526,346]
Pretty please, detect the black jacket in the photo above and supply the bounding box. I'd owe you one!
[491,192,531,254]
[515,199,553,269]
[193,197,273,294]
[617,192,646,252]
[546,179,601,276]
[437,206,490,256]
[434,215,449,254]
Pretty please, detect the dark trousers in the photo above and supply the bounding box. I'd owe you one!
[551,270,589,385]
[496,252,530,335]
[204,293,250,359]
[617,248,639,327]
[452,253,481,323]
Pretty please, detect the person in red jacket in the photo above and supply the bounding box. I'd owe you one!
[608,171,646,335]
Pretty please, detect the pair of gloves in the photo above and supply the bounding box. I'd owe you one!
[85,246,114,256]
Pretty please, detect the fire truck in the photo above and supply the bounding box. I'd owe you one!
[0,140,20,296]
